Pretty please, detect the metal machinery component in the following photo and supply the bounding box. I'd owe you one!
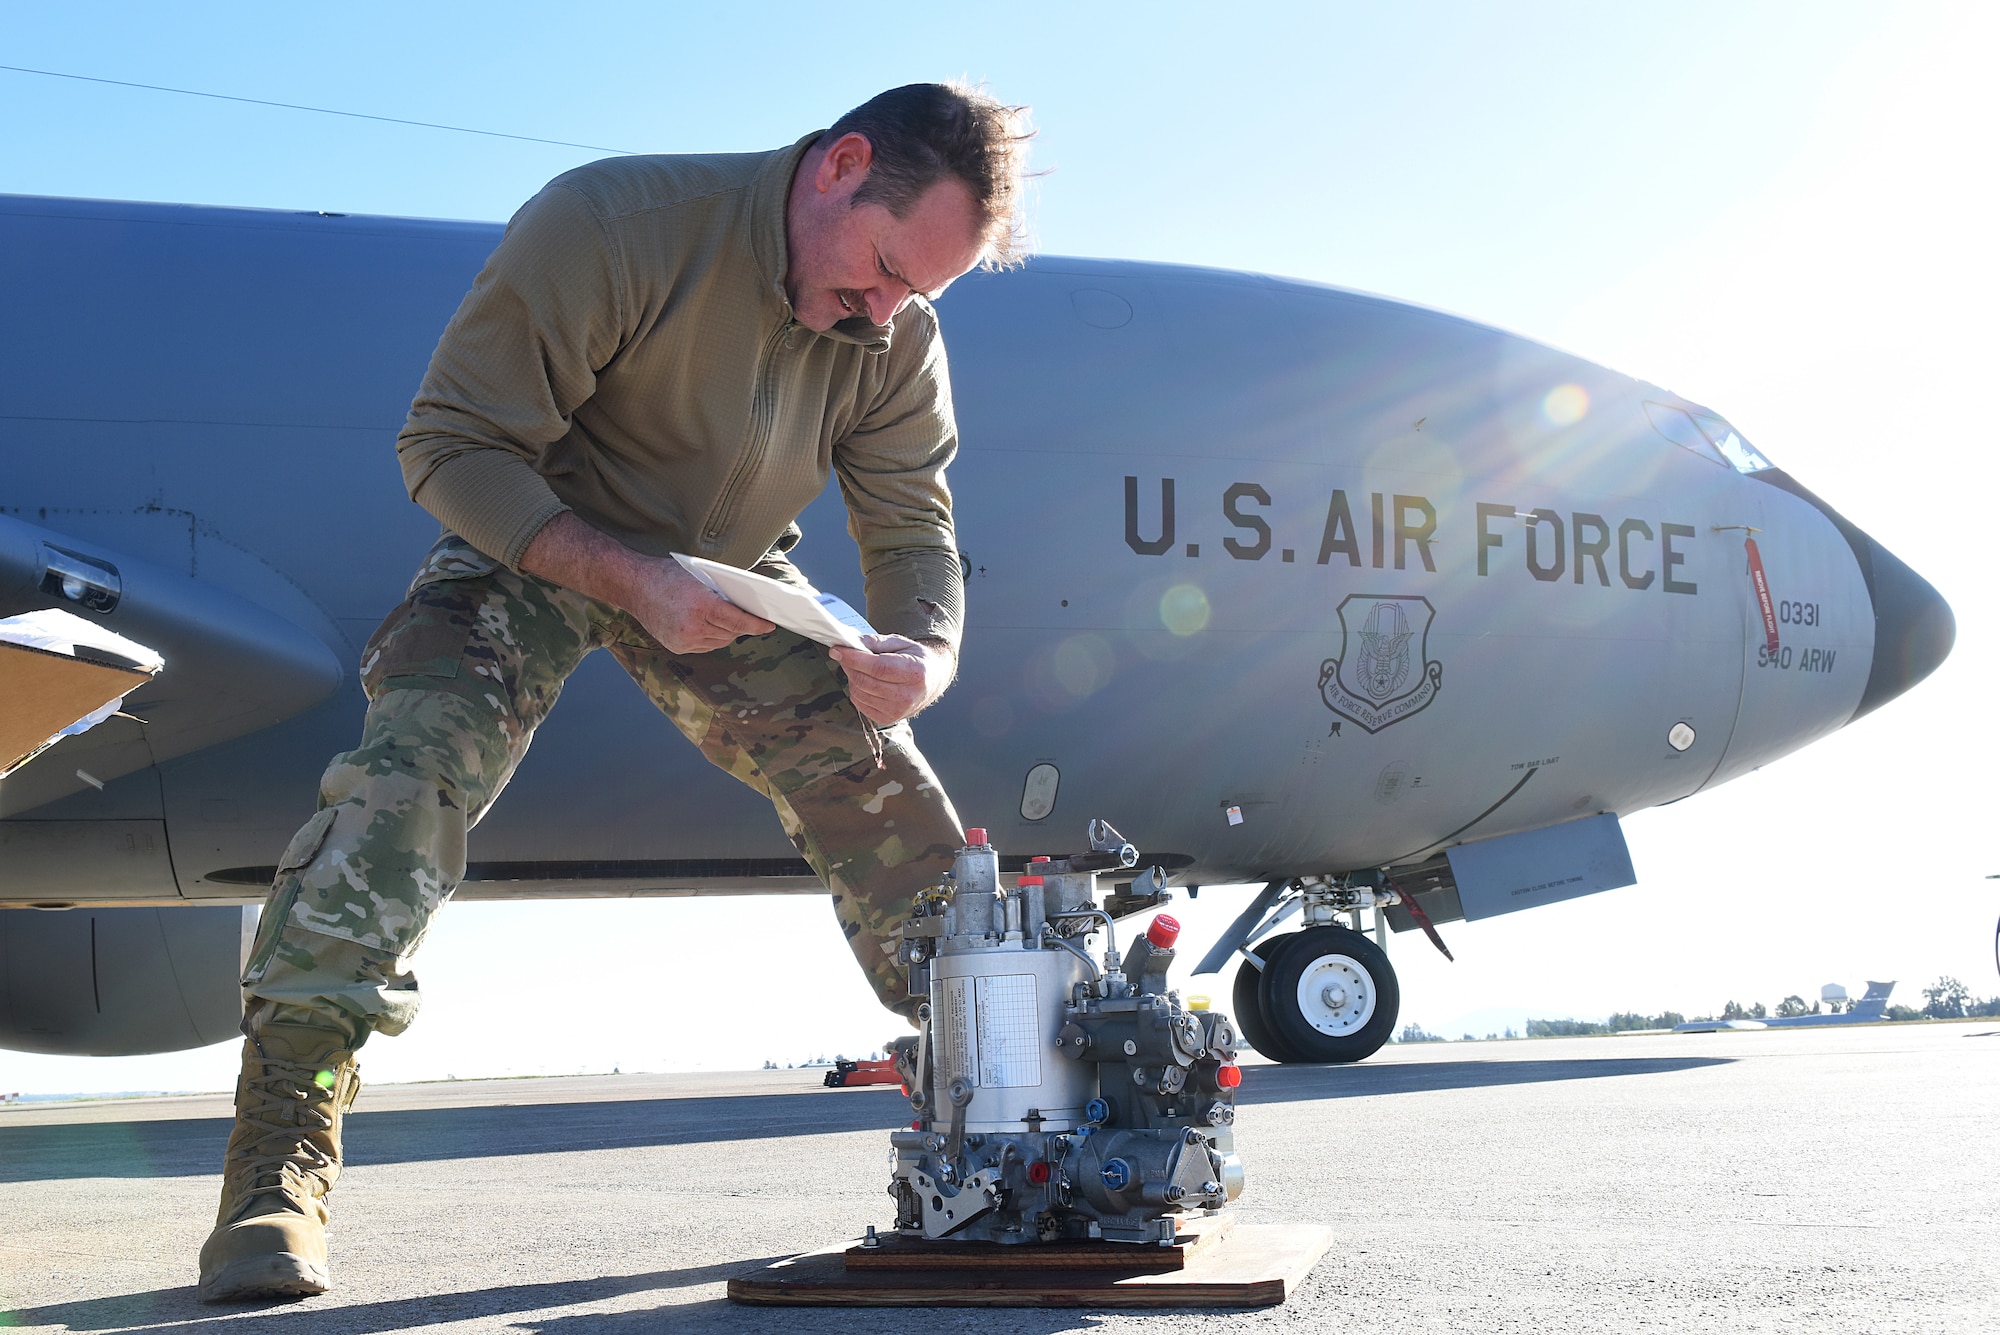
[886,820,1246,1245]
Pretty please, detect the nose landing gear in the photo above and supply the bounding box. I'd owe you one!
[1233,926,1400,1064]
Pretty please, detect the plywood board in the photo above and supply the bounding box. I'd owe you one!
[0,641,152,776]
[728,1222,1332,1308]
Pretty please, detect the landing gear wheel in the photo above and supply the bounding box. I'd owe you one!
[1261,926,1399,1063]
[1230,932,1303,1063]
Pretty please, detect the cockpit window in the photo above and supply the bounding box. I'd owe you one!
[1645,402,1723,465]
[1692,411,1774,473]
[1644,401,1776,474]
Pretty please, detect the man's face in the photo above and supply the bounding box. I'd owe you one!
[786,132,986,333]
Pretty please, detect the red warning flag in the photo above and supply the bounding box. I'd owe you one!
[1745,538,1780,656]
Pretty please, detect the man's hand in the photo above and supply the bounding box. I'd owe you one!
[520,512,774,654]
[628,560,777,654]
[831,635,956,726]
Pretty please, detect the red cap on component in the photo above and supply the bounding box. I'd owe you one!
[1147,914,1182,949]
[1215,1064,1242,1089]
[966,828,987,846]
[1026,1160,1052,1185]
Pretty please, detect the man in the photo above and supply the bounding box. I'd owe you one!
[198,82,1034,1303]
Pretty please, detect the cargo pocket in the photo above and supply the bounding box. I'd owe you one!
[241,806,339,984]
[359,534,503,699]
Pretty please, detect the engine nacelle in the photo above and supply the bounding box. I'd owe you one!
[0,905,249,1054]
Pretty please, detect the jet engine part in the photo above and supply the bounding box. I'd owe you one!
[0,904,250,1054]
[887,822,1245,1245]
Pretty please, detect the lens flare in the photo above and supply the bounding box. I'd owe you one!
[1052,634,1116,698]
[1543,383,1590,426]
[1159,584,1211,636]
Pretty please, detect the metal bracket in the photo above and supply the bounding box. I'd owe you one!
[910,1166,1001,1239]
[944,1076,973,1165]
[1191,879,1289,975]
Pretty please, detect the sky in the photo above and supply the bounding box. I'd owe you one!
[1,2,1994,1094]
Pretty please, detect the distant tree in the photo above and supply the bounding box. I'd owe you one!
[1657,1011,1685,1029]
[1749,1002,1768,1019]
[1885,1004,1924,1022]
[1503,1026,1517,1039]
[1923,976,1971,1020]
[1607,1011,1650,1032]
[1528,1018,1608,1037]
[1721,1000,1748,1020]
[1397,1022,1445,1043]
[1969,997,2000,1018]
[1462,1033,1476,1041]
[1776,995,1810,1018]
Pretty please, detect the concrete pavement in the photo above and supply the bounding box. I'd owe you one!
[3,1021,1995,1332]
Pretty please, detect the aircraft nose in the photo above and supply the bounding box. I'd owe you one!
[1851,532,1954,721]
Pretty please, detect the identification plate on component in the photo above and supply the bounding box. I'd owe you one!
[938,974,1041,1089]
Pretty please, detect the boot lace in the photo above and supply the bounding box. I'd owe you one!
[229,1055,352,1215]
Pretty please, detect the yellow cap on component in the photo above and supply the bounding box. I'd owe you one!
[1186,994,1212,1011]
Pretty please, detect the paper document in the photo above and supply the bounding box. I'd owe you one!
[670,554,878,651]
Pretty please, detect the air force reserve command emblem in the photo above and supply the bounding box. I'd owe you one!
[1318,595,1444,734]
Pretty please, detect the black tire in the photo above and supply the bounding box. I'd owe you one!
[1260,926,1399,1063]
[1230,932,1304,1062]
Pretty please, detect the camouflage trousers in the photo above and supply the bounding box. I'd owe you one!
[241,534,962,1048]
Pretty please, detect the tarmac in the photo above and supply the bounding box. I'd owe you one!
[2,1021,1995,1333]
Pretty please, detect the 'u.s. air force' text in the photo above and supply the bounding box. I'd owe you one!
[1123,477,1698,593]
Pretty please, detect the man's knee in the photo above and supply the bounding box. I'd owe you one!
[244,923,422,1048]
[340,688,521,814]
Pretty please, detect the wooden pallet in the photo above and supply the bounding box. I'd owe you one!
[727,1220,1332,1308]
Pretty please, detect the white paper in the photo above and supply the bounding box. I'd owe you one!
[0,608,163,672]
[670,554,877,651]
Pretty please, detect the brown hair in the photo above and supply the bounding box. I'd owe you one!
[827,82,1037,268]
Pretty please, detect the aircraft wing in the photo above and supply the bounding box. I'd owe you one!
[0,513,342,814]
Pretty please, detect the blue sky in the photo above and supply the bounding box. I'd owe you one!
[3,3,1994,1092]
[4,2,1883,323]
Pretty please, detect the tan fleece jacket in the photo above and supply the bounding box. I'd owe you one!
[394,135,962,647]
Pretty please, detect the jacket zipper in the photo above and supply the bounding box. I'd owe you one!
[703,321,793,550]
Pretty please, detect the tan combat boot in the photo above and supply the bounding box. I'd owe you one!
[197,1023,361,1302]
